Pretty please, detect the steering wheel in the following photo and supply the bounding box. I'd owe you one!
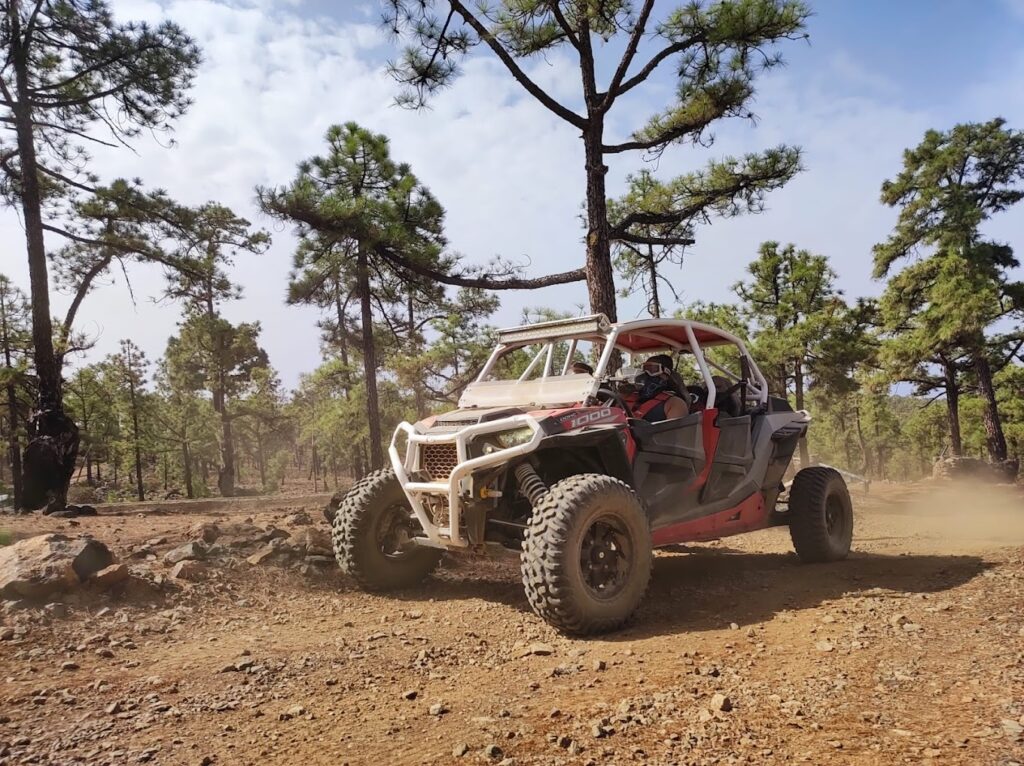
[595,386,631,414]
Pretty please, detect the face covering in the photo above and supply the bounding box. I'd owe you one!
[634,372,669,402]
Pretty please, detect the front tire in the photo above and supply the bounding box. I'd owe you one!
[788,467,854,563]
[332,468,442,591]
[521,474,652,635]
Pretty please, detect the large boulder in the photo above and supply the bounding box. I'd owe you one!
[0,534,114,600]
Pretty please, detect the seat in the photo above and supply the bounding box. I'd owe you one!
[712,375,742,417]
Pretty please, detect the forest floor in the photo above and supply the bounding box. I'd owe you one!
[1,480,1023,766]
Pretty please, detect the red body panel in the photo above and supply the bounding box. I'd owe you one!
[651,492,768,546]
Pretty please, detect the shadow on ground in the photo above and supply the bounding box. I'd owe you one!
[386,547,990,639]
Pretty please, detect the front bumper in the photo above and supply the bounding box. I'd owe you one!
[388,414,545,547]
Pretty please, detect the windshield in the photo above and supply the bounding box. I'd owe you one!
[460,337,612,408]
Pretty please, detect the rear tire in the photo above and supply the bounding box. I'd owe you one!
[332,468,442,590]
[788,467,853,563]
[521,474,652,635]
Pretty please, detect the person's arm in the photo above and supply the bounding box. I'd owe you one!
[664,395,689,419]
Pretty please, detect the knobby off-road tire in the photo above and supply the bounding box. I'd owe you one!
[788,466,854,563]
[331,468,441,591]
[521,474,652,636]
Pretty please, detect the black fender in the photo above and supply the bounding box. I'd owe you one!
[530,425,636,489]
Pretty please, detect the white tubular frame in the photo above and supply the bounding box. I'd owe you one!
[394,317,772,551]
[388,414,545,547]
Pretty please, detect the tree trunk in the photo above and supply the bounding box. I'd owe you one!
[11,26,78,512]
[126,348,145,502]
[942,360,962,457]
[973,353,1008,462]
[583,124,618,322]
[255,425,267,490]
[85,453,92,485]
[357,247,384,469]
[212,324,236,496]
[647,247,661,318]
[311,439,319,492]
[0,287,23,509]
[854,400,871,475]
[182,440,194,499]
[793,357,810,468]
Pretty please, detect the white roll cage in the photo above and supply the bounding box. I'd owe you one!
[465,315,769,411]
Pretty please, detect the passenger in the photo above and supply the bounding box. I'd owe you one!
[623,354,690,422]
[571,361,594,375]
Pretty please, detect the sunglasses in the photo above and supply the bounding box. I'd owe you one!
[642,361,667,375]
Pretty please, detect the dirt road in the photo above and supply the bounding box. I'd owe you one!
[1,481,1022,765]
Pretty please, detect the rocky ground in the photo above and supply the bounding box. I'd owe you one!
[1,481,1023,766]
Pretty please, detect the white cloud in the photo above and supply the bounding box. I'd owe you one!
[1,0,1021,391]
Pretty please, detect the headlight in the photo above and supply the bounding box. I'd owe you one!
[493,426,534,448]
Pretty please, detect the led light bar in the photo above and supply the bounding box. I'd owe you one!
[497,314,611,345]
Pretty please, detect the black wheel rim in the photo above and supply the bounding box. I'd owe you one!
[579,515,633,599]
[377,503,417,559]
[824,495,846,539]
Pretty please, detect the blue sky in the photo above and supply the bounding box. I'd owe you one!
[4,0,1023,388]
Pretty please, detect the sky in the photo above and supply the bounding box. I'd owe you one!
[3,0,1024,390]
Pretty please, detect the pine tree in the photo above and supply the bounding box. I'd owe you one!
[260,123,487,468]
[386,0,806,319]
[734,242,846,466]
[161,203,268,496]
[874,119,1024,464]
[0,1,199,511]
[0,275,30,506]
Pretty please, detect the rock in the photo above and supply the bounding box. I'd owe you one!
[246,547,278,566]
[105,701,122,715]
[484,744,503,760]
[710,693,732,712]
[429,702,449,716]
[288,527,332,556]
[0,534,114,600]
[522,643,554,657]
[284,511,312,526]
[259,527,289,544]
[324,491,346,524]
[163,542,208,565]
[815,640,835,652]
[278,704,307,721]
[95,647,115,659]
[403,689,418,700]
[1003,719,1024,736]
[452,743,470,757]
[1,626,15,640]
[60,660,79,671]
[170,560,208,581]
[89,564,129,589]
[218,522,269,548]
[592,659,606,672]
[189,523,220,544]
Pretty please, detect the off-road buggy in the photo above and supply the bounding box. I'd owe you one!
[331,315,853,635]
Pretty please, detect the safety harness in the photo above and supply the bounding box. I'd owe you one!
[625,390,674,421]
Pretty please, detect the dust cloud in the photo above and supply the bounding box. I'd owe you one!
[863,480,1024,550]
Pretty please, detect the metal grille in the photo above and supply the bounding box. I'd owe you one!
[420,443,458,481]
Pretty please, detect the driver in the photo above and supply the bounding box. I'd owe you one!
[622,354,689,422]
